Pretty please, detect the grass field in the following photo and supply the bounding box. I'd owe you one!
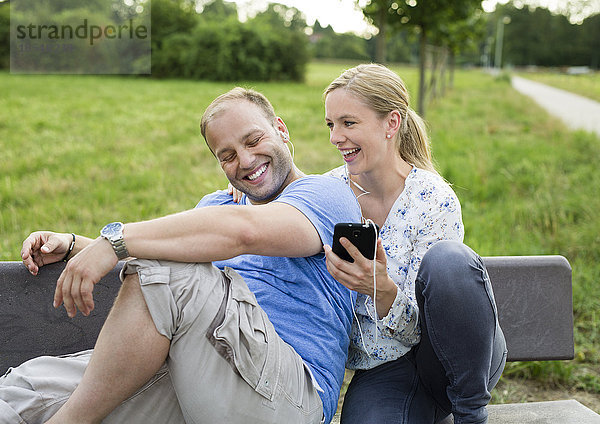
[517,69,600,102]
[1,62,599,411]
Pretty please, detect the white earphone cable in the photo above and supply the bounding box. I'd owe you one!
[343,165,380,357]
[365,218,379,348]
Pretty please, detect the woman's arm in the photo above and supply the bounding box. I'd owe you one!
[379,187,465,342]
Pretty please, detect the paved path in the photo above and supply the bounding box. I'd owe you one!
[511,76,600,137]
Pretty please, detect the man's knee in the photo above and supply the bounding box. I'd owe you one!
[118,260,225,342]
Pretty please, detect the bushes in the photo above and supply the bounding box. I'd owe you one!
[152,19,308,81]
[0,0,309,81]
[150,0,309,81]
[311,30,370,61]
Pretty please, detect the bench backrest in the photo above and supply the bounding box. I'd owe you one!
[0,261,124,375]
[483,255,573,361]
[0,256,574,374]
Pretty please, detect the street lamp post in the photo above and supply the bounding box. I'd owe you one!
[494,16,511,70]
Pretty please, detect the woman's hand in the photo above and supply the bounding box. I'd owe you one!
[227,183,244,203]
[324,237,397,318]
[21,231,72,275]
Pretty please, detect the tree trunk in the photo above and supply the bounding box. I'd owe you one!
[449,50,456,89]
[375,6,387,63]
[418,27,427,117]
[429,46,438,101]
[428,46,447,101]
[439,47,448,97]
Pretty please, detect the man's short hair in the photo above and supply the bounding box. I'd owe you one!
[200,87,277,153]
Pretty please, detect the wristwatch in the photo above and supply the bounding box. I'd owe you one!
[100,222,129,260]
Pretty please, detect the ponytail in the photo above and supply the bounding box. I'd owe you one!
[398,107,436,173]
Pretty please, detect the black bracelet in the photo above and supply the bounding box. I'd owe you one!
[62,233,76,262]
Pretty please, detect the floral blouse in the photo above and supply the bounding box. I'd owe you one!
[327,165,465,370]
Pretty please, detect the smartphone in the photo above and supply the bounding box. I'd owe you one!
[332,222,379,263]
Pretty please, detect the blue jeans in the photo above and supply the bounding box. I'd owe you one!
[341,241,507,424]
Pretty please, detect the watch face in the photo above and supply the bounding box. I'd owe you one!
[101,222,123,238]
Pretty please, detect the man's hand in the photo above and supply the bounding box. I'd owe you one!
[21,231,72,275]
[54,237,118,318]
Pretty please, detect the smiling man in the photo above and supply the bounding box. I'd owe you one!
[2,88,362,424]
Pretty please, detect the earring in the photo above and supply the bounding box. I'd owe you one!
[386,134,391,139]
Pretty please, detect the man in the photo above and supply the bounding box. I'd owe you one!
[1,88,362,424]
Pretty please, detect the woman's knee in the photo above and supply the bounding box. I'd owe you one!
[418,241,482,290]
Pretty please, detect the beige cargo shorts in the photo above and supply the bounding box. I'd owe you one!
[0,259,323,424]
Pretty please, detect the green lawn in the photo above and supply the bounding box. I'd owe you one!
[517,70,600,103]
[426,70,600,405]
[1,62,599,408]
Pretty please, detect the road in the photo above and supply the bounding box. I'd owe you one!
[511,76,600,137]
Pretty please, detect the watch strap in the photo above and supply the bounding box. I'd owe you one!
[101,222,130,260]
[111,237,129,260]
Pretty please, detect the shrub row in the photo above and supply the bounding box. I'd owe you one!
[152,20,308,81]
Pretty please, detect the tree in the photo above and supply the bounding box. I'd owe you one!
[311,21,370,61]
[362,0,389,63]
[541,0,600,24]
[432,7,486,91]
[492,3,599,69]
[198,0,238,21]
[360,0,482,116]
[249,3,308,33]
[582,14,600,68]
[247,3,310,80]
[0,1,9,69]
[151,0,198,50]
[383,30,415,64]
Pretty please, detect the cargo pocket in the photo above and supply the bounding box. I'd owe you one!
[0,398,26,424]
[206,267,279,401]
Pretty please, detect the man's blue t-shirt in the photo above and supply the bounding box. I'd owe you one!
[196,175,361,423]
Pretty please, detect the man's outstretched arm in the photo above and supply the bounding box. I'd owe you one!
[125,202,322,262]
[54,201,322,317]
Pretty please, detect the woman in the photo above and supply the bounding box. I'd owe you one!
[322,64,507,424]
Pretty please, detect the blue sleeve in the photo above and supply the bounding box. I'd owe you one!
[274,176,362,246]
[195,190,236,208]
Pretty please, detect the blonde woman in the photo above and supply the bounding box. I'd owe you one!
[227,64,506,423]
[322,64,506,424]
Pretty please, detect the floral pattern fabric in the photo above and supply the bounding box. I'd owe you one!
[327,165,465,370]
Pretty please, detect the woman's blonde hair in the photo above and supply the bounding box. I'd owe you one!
[324,64,436,173]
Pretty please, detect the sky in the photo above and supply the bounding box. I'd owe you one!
[2,0,594,29]
[230,0,599,33]
[233,0,372,34]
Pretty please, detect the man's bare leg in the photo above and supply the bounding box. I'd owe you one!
[47,273,170,424]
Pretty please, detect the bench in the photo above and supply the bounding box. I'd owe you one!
[1,257,598,423]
